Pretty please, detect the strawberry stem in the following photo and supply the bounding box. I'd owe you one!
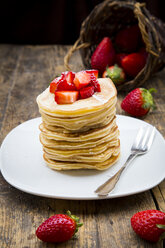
[106,64,122,79]
[149,88,157,93]
[141,88,156,111]
[156,224,165,229]
[67,210,83,235]
[156,224,165,242]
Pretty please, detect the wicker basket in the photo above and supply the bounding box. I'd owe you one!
[64,0,165,91]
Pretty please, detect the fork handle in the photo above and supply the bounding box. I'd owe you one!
[95,153,137,196]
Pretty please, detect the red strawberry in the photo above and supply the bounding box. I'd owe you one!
[102,64,125,84]
[50,82,57,93]
[55,91,79,104]
[115,25,141,52]
[91,37,115,73]
[90,74,101,92]
[121,53,146,77]
[73,71,91,90]
[50,72,76,92]
[115,53,127,66]
[56,79,77,91]
[49,77,61,93]
[36,211,83,243]
[65,71,75,83]
[86,69,99,78]
[80,86,95,99]
[121,88,156,117]
[60,71,75,83]
[131,210,165,242]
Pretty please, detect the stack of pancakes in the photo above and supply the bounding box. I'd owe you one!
[36,78,120,170]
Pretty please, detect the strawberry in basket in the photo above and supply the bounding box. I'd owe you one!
[102,64,125,85]
[115,25,142,52]
[91,37,115,73]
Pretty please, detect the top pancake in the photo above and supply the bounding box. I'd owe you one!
[36,78,117,117]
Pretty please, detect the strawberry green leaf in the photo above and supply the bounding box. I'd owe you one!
[67,210,83,235]
[156,224,165,229]
[156,224,165,241]
[106,64,122,80]
[106,64,125,84]
[141,88,156,110]
[149,88,157,93]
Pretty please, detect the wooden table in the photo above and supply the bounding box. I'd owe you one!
[0,44,165,248]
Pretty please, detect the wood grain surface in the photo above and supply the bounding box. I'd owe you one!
[0,44,165,248]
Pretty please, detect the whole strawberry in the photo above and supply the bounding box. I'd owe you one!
[121,53,146,77]
[36,211,83,243]
[131,210,165,242]
[121,88,156,117]
[115,25,141,52]
[115,53,127,66]
[102,64,125,85]
[91,37,115,73]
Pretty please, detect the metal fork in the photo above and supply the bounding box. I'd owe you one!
[95,126,156,196]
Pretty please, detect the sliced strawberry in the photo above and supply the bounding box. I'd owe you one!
[60,71,75,83]
[95,83,101,92]
[50,82,58,93]
[55,91,79,104]
[56,79,77,91]
[86,70,99,78]
[90,81,101,92]
[73,71,91,90]
[80,86,95,99]
[65,71,75,83]
[61,72,68,80]
[49,77,61,93]
[90,74,101,92]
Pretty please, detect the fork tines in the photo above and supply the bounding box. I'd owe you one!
[133,126,156,152]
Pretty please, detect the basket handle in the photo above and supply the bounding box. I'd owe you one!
[64,38,90,70]
[134,2,159,57]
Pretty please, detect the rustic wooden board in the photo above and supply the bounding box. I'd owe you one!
[0,45,164,248]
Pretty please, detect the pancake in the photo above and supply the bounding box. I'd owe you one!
[37,75,120,171]
[41,107,116,132]
[39,128,119,150]
[39,99,117,125]
[43,139,120,156]
[36,78,117,117]
[43,152,120,170]
[42,114,115,134]
[44,144,120,163]
[39,117,116,141]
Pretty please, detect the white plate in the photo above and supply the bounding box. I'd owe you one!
[0,116,165,200]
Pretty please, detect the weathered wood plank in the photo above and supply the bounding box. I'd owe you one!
[152,181,165,212]
[0,188,162,248]
[0,45,23,129]
[140,70,165,212]
[0,45,164,248]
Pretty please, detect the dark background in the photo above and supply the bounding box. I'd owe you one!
[0,0,164,45]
